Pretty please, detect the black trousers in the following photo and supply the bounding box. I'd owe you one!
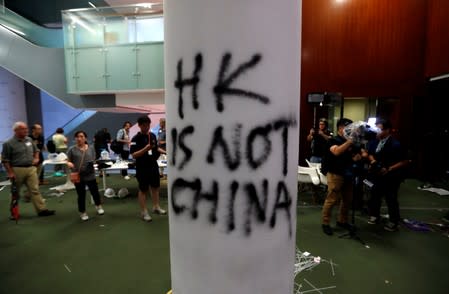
[368,176,401,224]
[74,179,102,213]
[120,150,130,176]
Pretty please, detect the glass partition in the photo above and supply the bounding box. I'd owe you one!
[0,5,63,47]
[62,4,164,93]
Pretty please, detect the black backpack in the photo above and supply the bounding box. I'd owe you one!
[110,140,123,154]
[46,140,56,153]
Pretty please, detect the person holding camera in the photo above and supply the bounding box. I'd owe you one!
[307,118,332,163]
[321,118,363,236]
[366,119,409,231]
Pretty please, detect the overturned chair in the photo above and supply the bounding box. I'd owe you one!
[305,159,327,186]
[298,164,327,204]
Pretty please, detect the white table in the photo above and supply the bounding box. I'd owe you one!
[0,179,11,192]
[42,160,75,193]
[99,161,130,191]
[158,159,167,176]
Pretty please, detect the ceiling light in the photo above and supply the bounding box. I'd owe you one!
[88,2,96,9]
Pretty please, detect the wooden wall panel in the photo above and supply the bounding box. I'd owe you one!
[299,0,428,163]
[425,0,449,78]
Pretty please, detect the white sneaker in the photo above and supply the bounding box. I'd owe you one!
[141,211,152,222]
[367,216,378,224]
[80,213,89,221]
[152,207,167,215]
[124,175,131,180]
[96,206,105,215]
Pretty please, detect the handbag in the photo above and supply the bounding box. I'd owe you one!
[70,148,86,184]
[70,172,80,184]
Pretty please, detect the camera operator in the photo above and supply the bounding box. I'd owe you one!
[321,118,364,236]
[307,118,332,163]
[366,119,410,232]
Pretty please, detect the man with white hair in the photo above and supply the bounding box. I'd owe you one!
[1,121,55,217]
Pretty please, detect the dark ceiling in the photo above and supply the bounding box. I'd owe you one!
[5,0,109,25]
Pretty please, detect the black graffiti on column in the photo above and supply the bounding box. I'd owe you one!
[170,125,195,170]
[174,53,202,119]
[214,53,270,112]
[206,124,242,171]
[171,177,293,237]
[170,52,297,237]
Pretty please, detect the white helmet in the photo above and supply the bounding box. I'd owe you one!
[117,188,129,198]
[104,188,116,198]
[54,153,68,162]
[47,153,58,160]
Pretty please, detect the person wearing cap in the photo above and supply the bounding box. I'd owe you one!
[366,119,409,231]
[1,121,55,217]
[320,118,362,235]
[307,118,332,163]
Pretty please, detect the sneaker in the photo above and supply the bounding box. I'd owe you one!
[38,209,55,217]
[124,175,131,180]
[141,211,152,222]
[322,224,333,236]
[367,216,379,225]
[384,222,398,231]
[96,206,105,215]
[152,207,167,215]
[80,212,89,221]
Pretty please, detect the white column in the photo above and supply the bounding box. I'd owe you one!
[164,1,301,293]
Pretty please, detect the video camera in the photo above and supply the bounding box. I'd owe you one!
[343,121,379,148]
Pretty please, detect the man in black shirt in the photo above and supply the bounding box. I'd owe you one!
[321,118,362,235]
[307,118,331,163]
[130,116,167,222]
[29,124,47,184]
[93,128,111,159]
[366,119,409,231]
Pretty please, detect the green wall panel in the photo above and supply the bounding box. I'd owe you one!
[107,46,137,90]
[76,48,106,92]
[138,43,164,89]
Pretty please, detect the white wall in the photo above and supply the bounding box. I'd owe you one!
[0,67,27,151]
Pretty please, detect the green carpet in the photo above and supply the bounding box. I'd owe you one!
[0,175,448,294]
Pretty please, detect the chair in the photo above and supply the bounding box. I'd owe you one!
[305,159,327,186]
[305,159,321,169]
[297,166,320,186]
[297,166,322,204]
[318,170,327,185]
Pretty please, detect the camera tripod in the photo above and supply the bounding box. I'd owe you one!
[338,175,367,246]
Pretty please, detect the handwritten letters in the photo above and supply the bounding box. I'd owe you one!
[170,52,297,237]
